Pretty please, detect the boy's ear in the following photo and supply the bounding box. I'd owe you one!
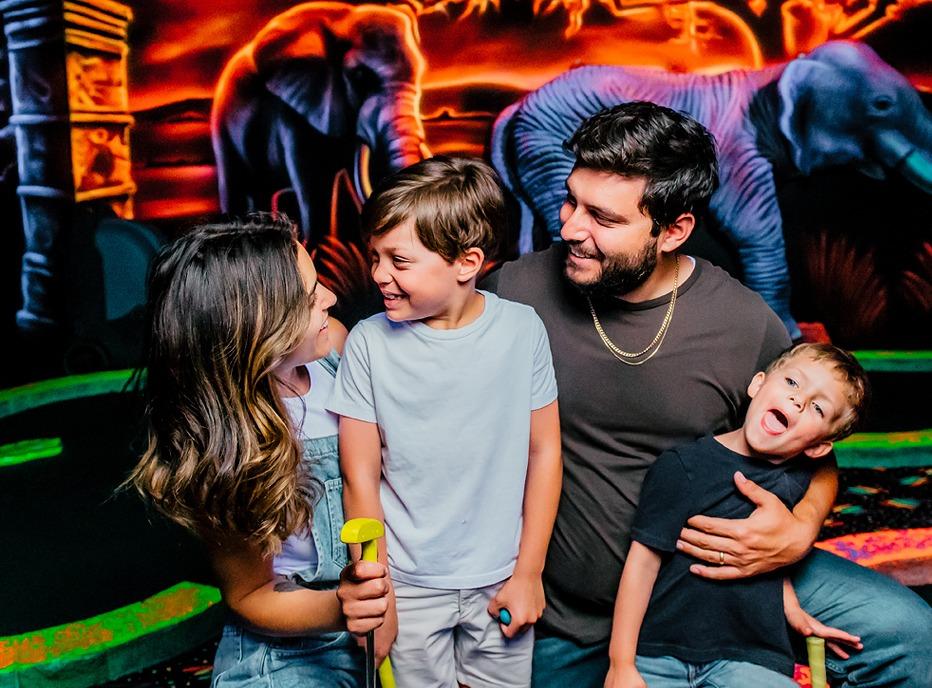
[747,371,766,398]
[658,212,695,253]
[803,440,833,459]
[456,247,485,283]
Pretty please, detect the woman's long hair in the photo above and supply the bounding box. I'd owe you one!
[129,215,316,556]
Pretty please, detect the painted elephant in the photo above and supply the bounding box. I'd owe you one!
[211,2,428,243]
[491,41,932,340]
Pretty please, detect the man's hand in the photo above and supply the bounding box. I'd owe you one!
[337,561,390,635]
[487,571,545,639]
[676,472,814,579]
[604,664,648,688]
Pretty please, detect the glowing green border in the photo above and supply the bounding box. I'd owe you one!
[836,429,932,468]
[0,438,62,468]
[0,369,138,420]
[0,583,223,688]
[852,351,932,373]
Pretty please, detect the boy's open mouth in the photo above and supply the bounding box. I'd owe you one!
[762,409,789,434]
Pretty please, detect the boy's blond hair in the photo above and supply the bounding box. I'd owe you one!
[766,343,870,440]
[361,155,505,262]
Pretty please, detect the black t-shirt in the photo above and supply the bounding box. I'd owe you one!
[483,246,791,644]
[633,435,813,676]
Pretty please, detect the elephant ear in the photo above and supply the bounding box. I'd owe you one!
[777,56,834,175]
[253,23,352,137]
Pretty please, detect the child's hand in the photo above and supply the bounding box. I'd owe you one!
[337,560,390,635]
[487,571,545,639]
[785,604,863,659]
[604,664,647,688]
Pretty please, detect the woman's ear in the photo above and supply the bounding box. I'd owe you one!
[456,247,485,283]
[804,440,834,459]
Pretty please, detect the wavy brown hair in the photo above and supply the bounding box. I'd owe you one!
[129,214,317,556]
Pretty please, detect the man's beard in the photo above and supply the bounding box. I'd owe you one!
[563,236,658,299]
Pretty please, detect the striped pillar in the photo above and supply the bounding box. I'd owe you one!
[0,0,134,332]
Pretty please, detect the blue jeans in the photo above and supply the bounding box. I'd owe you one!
[211,625,365,687]
[634,655,796,687]
[532,550,932,688]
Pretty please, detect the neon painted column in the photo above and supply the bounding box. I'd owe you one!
[0,0,135,332]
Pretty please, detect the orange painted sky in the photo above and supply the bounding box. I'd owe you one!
[126,0,931,112]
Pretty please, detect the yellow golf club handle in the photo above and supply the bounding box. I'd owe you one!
[806,636,827,688]
[379,657,396,688]
[340,518,397,688]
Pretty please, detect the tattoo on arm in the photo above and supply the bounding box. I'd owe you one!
[273,575,305,593]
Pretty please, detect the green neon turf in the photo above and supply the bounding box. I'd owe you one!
[852,350,932,373]
[0,582,221,672]
[0,438,62,467]
[0,369,138,419]
[835,429,932,468]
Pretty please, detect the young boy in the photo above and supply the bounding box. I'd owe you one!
[605,343,870,688]
[328,156,562,687]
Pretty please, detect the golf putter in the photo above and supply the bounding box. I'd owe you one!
[340,518,397,688]
[806,637,827,688]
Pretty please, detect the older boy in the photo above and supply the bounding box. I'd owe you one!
[605,344,870,688]
[328,156,562,688]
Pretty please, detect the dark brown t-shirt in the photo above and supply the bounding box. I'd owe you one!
[483,246,791,644]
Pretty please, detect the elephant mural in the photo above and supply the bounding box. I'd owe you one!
[490,41,932,340]
[211,2,429,244]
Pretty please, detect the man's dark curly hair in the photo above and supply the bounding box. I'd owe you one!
[565,101,720,235]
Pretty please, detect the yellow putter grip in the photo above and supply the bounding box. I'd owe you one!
[340,517,385,546]
[339,518,397,688]
[806,636,827,688]
[379,657,396,688]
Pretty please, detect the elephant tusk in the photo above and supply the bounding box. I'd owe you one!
[873,129,932,194]
[900,149,932,195]
[354,143,373,200]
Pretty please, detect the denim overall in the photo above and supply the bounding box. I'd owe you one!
[211,353,365,687]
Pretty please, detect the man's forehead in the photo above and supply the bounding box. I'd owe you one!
[566,167,648,190]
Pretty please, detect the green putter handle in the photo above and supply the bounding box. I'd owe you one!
[806,636,827,688]
[341,518,396,688]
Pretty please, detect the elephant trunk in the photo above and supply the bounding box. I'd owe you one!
[357,84,427,178]
[874,129,932,195]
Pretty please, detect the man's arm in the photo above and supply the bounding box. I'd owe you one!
[487,400,562,639]
[339,415,397,661]
[604,541,662,688]
[677,463,837,580]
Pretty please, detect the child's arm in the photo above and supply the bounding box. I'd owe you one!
[208,539,388,636]
[783,578,862,659]
[604,541,662,688]
[340,415,397,663]
[488,400,561,639]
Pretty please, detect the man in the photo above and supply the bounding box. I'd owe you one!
[483,102,932,687]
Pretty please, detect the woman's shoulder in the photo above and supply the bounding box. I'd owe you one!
[327,316,348,354]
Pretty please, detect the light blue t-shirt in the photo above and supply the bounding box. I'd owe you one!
[327,291,558,589]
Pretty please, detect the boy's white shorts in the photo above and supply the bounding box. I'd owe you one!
[390,578,534,688]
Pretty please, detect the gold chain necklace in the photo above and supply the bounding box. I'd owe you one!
[586,256,679,366]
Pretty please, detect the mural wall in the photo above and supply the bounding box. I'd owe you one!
[1,0,930,382]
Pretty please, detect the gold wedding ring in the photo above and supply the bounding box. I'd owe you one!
[718,551,725,565]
